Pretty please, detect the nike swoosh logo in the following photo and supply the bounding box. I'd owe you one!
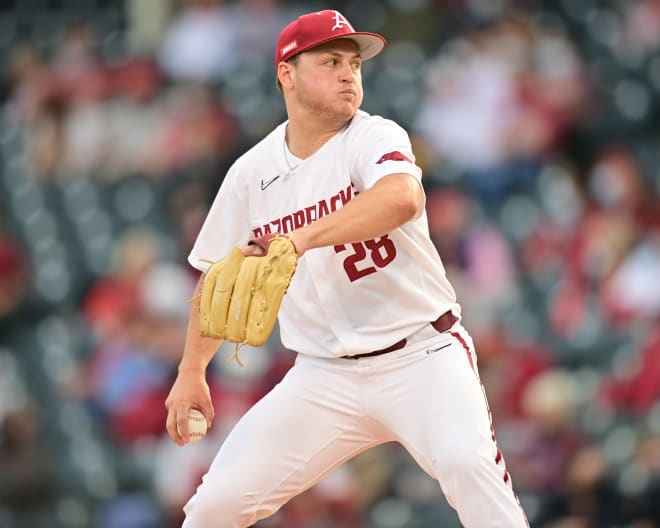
[426,343,451,355]
[261,175,280,190]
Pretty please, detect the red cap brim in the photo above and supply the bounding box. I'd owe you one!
[278,32,386,65]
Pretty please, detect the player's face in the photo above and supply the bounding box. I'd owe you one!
[290,39,363,121]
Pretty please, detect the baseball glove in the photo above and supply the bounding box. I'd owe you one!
[199,234,298,366]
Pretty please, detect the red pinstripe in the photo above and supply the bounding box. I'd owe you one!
[451,330,530,527]
[451,331,475,372]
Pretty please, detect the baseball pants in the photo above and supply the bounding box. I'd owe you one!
[181,323,529,527]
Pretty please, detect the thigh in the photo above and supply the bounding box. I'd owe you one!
[350,328,529,527]
[370,327,494,478]
[184,356,385,522]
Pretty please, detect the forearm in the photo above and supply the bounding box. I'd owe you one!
[290,173,424,255]
[178,275,222,375]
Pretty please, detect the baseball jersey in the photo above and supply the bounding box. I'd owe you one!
[188,110,460,358]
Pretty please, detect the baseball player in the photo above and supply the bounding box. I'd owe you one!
[165,10,529,528]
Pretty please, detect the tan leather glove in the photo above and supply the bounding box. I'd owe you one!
[199,234,297,365]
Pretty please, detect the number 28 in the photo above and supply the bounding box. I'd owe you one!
[334,235,397,282]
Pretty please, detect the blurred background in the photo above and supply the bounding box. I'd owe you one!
[0,0,659,527]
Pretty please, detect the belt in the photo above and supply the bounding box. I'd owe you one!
[341,310,458,360]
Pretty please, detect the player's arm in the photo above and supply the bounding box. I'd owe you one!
[165,274,219,446]
[289,172,423,256]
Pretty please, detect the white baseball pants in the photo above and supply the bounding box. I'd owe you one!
[181,323,529,527]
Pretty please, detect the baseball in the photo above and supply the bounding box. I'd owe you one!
[180,409,208,443]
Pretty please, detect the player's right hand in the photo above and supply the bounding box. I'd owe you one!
[165,370,214,446]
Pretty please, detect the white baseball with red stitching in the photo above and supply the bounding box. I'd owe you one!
[183,409,207,443]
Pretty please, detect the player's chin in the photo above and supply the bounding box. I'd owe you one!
[333,99,360,119]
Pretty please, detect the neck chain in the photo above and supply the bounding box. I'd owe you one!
[283,129,300,177]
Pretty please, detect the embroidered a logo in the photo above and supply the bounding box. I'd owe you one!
[376,151,413,164]
[329,10,354,32]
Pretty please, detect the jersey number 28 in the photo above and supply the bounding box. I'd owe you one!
[334,235,397,282]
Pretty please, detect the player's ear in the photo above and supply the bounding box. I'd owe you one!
[277,61,295,91]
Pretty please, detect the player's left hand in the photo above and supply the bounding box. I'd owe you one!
[199,234,298,362]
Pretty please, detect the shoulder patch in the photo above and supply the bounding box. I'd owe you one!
[376,151,412,164]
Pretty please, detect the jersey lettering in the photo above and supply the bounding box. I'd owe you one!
[281,214,294,233]
[252,184,353,237]
[364,237,397,268]
[335,242,376,281]
[305,205,317,224]
[317,199,330,219]
[250,185,397,282]
[334,235,397,282]
[330,194,341,212]
[293,209,305,229]
[338,186,352,205]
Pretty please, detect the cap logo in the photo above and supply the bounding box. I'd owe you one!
[281,40,298,57]
[330,10,354,32]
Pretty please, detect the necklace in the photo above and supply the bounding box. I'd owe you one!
[283,130,300,177]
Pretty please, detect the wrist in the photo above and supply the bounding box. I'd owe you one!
[289,229,308,256]
[178,362,207,377]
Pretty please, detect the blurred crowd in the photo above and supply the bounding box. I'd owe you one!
[1,0,660,527]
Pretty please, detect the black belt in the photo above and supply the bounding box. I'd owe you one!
[341,310,458,360]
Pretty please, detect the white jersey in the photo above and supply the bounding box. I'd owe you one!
[188,110,460,358]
